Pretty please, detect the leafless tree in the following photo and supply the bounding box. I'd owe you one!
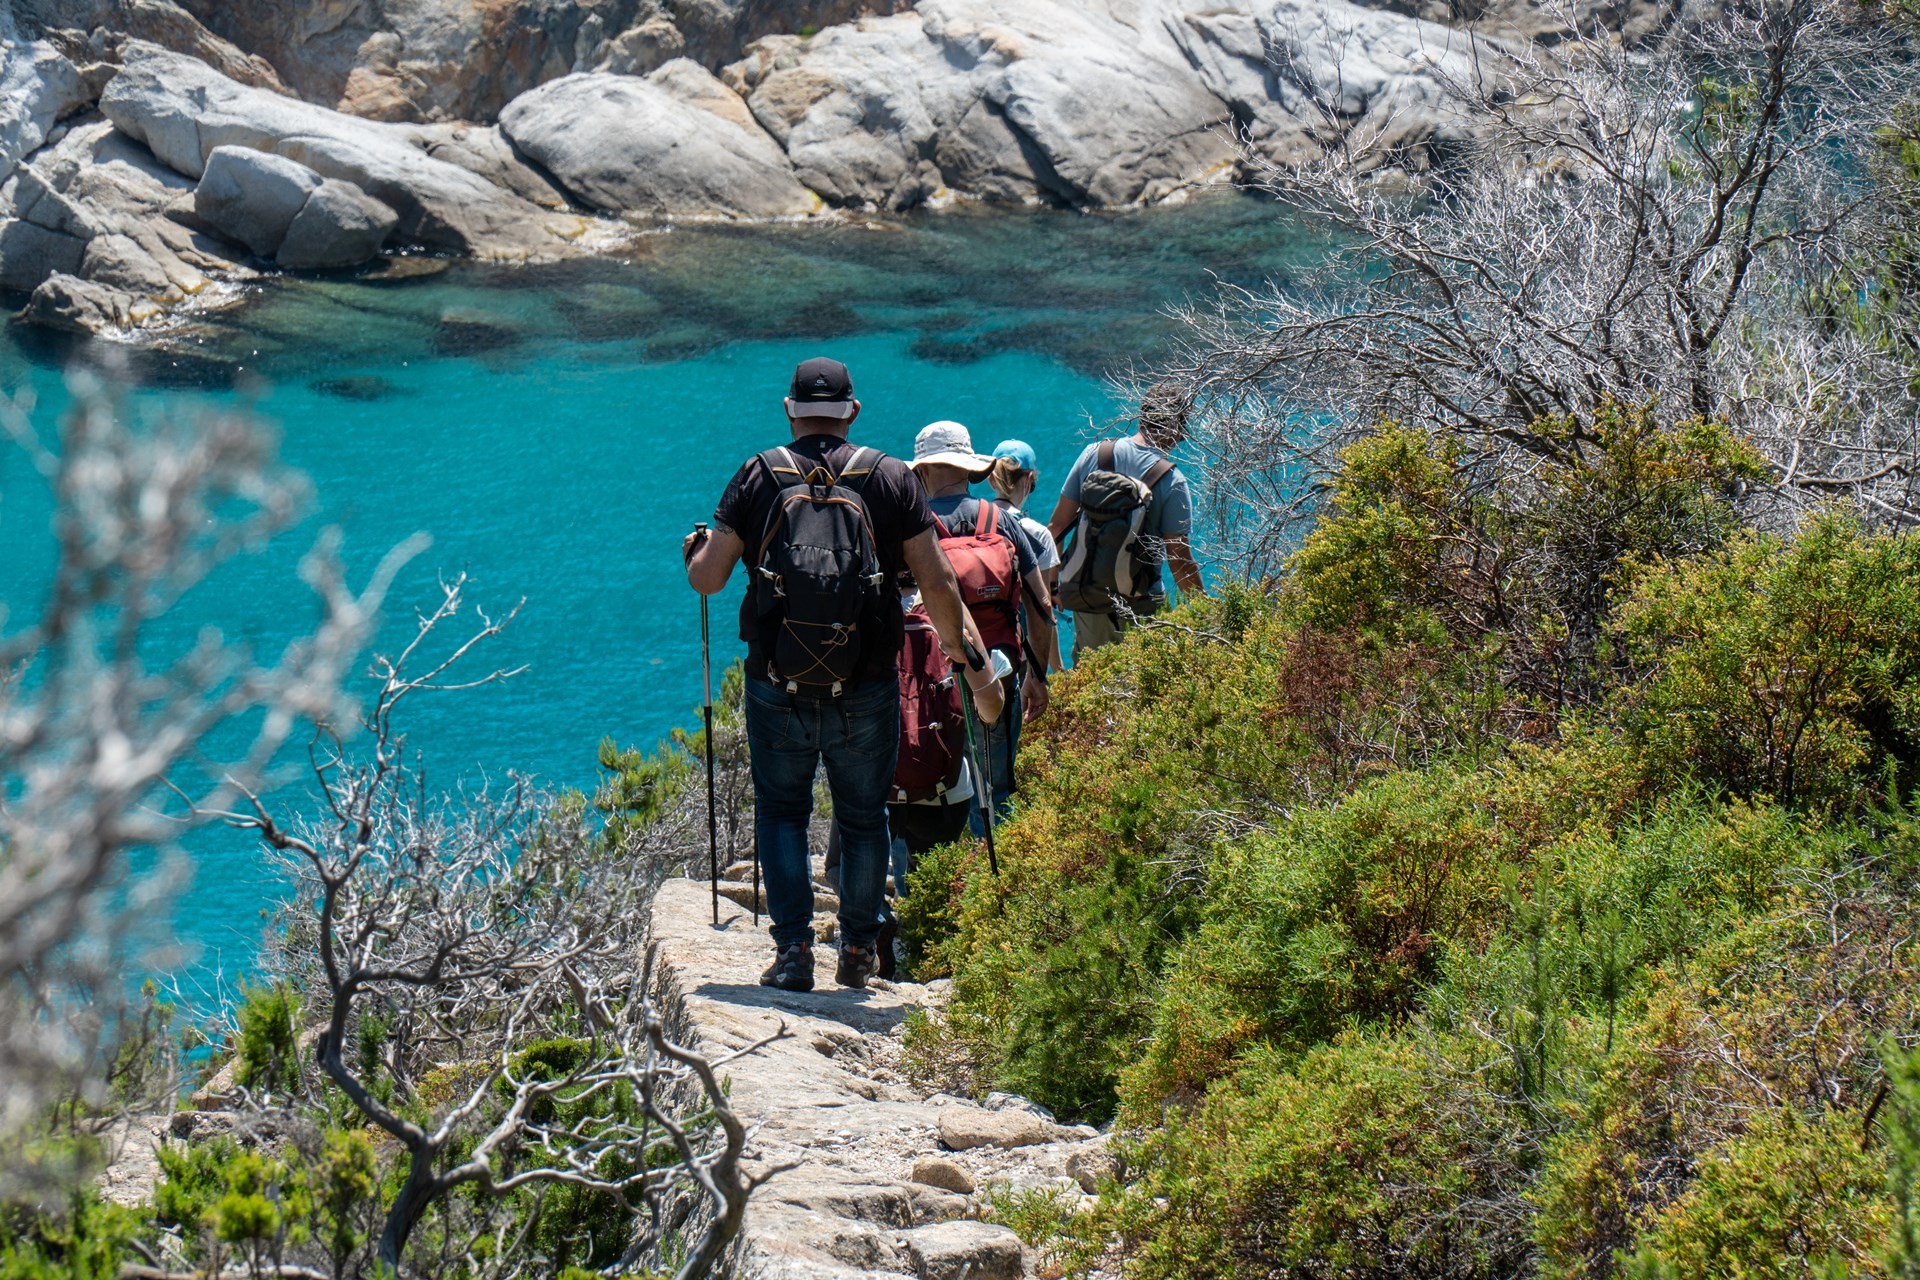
[204,582,778,1280]
[0,372,399,1186]
[1166,0,1917,572]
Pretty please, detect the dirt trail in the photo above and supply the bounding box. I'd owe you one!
[647,874,1113,1280]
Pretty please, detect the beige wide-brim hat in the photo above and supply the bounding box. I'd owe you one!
[911,420,994,480]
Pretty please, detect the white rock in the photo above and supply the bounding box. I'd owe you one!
[921,0,1240,206]
[9,117,243,332]
[899,1219,1025,1280]
[735,17,961,211]
[276,178,397,269]
[405,122,572,209]
[193,144,321,257]
[99,42,594,260]
[983,1089,1056,1121]
[0,21,87,182]
[498,67,816,218]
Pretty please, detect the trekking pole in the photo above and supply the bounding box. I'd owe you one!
[955,638,1001,877]
[694,523,720,927]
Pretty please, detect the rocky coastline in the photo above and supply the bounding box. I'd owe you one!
[0,0,1640,338]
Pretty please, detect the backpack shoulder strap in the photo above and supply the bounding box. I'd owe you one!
[931,509,953,540]
[1096,439,1117,471]
[760,446,806,489]
[838,446,882,493]
[975,496,1000,539]
[1141,453,1176,491]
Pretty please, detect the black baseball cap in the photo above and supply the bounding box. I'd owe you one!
[787,357,856,419]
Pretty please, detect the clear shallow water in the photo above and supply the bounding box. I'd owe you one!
[0,192,1324,986]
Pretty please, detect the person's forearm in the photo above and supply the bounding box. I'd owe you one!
[687,534,742,595]
[1170,538,1205,597]
[1047,495,1078,545]
[1029,594,1057,676]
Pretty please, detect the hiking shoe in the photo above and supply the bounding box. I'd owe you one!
[875,918,899,983]
[759,941,814,992]
[836,942,879,990]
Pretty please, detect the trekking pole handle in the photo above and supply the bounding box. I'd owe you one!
[961,636,988,672]
[685,521,710,565]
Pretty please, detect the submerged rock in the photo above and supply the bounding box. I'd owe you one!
[499,64,817,218]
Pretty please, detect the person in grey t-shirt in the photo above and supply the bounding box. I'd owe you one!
[1047,383,1205,660]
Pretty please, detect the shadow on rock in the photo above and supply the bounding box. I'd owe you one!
[691,981,909,1035]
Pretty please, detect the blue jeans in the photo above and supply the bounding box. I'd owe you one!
[968,669,1020,837]
[743,675,899,950]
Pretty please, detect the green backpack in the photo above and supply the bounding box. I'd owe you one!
[1057,440,1176,617]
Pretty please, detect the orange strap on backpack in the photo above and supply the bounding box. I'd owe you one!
[932,499,1022,654]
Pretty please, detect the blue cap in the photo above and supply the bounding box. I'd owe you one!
[990,439,1038,473]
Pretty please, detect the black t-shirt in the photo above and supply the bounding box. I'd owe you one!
[714,434,936,684]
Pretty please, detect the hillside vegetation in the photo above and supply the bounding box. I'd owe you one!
[902,420,1920,1276]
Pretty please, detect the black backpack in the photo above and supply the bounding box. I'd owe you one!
[753,445,888,695]
[1058,440,1177,617]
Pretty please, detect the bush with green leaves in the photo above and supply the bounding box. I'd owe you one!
[1610,511,1920,806]
[233,979,303,1100]
[0,1190,140,1280]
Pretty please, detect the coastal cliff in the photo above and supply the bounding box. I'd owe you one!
[0,0,1650,336]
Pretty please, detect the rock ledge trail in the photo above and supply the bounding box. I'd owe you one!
[647,874,1113,1280]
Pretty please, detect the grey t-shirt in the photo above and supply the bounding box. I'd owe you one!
[1059,438,1192,542]
[997,499,1060,573]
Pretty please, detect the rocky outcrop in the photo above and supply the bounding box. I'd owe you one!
[645,875,1111,1279]
[193,145,397,269]
[499,62,818,218]
[0,13,89,180]
[3,116,247,330]
[0,0,1529,335]
[169,0,909,124]
[277,179,399,269]
[711,0,1501,212]
[192,145,321,257]
[100,43,598,260]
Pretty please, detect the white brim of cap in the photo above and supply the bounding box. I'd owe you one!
[786,397,856,420]
[911,450,995,477]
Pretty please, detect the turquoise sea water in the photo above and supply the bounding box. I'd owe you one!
[0,193,1324,985]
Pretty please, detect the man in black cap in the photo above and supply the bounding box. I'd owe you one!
[684,357,984,992]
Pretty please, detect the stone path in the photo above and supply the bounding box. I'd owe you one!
[647,875,1114,1280]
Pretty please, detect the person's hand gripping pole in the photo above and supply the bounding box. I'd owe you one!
[955,637,1001,877]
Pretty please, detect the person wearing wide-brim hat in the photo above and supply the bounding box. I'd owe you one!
[908,420,1057,825]
[908,421,997,480]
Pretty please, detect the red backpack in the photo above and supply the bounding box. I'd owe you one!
[934,499,1022,652]
[893,604,966,803]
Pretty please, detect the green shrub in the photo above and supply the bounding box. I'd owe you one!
[233,979,303,1098]
[1629,1108,1890,1279]
[0,1190,141,1280]
[1611,512,1920,806]
[1125,764,1508,1107]
[1111,1030,1534,1280]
